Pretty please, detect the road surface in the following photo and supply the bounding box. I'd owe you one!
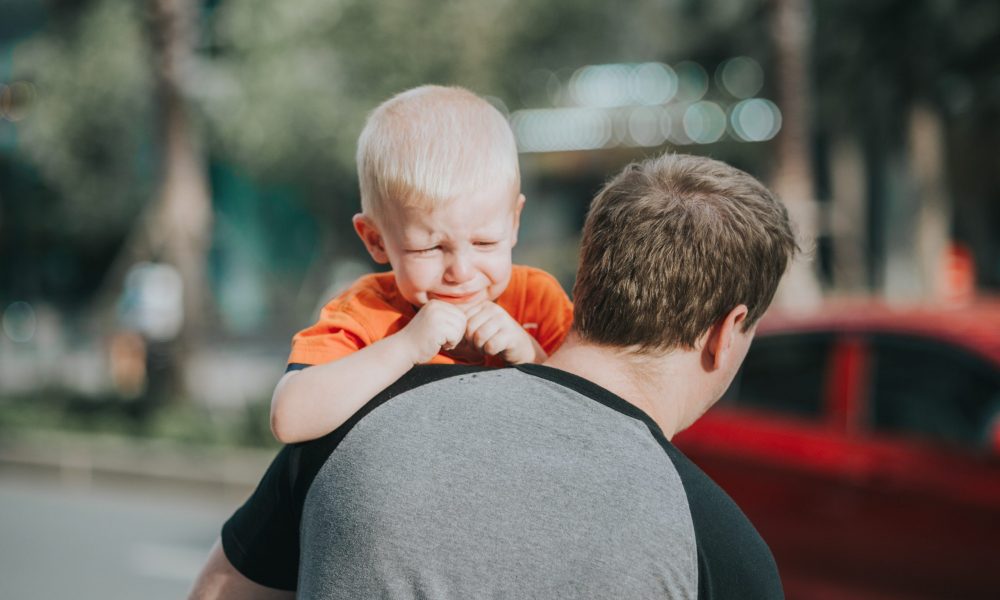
[0,468,249,599]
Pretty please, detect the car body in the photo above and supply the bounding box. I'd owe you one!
[674,299,1000,599]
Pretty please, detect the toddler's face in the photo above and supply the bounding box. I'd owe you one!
[355,183,524,308]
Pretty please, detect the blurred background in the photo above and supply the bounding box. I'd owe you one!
[0,0,998,598]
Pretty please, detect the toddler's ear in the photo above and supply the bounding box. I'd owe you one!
[353,214,390,264]
[511,194,526,247]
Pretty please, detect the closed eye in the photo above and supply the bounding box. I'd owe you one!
[474,241,500,248]
[407,246,441,255]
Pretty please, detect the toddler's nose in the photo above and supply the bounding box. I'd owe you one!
[444,250,474,283]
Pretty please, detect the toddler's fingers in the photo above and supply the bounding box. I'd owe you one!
[442,336,462,352]
[481,330,514,357]
[444,318,467,351]
[465,309,494,337]
[471,319,504,349]
[467,303,511,335]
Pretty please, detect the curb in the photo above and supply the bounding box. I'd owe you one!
[0,429,275,493]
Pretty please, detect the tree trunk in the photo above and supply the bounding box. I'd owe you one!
[828,134,867,293]
[146,0,213,400]
[909,104,951,302]
[769,0,823,308]
[877,104,950,303]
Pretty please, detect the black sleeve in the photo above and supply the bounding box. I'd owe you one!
[661,442,784,600]
[221,445,304,590]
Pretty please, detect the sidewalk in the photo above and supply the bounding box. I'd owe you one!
[0,429,275,494]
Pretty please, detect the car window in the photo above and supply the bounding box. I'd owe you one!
[722,332,831,419]
[868,334,1000,451]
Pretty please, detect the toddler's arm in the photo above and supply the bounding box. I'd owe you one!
[464,301,548,365]
[270,300,467,443]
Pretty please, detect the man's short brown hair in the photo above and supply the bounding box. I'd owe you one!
[572,153,798,352]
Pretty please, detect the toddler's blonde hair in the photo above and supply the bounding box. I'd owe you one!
[356,85,520,223]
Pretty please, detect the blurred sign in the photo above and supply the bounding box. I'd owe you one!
[118,262,183,342]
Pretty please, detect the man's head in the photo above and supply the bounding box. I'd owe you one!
[573,152,797,354]
[352,85,524,307]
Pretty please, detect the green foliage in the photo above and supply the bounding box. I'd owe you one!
[200,0,538,185]
[198,0,768,205]
[0,389,280,449]
[9,0,774,239]
[11,0,154,242]
[201,0,362,181]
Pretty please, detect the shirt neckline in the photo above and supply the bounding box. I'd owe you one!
[513,363,671,446]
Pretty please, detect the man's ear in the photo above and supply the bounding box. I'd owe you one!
[510,194,526,247]
[352,214,390,264]
[702,304,750,371]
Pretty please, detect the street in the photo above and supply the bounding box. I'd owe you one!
[0,469,248,599]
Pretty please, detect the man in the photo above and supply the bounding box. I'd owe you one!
[190,152,796,599]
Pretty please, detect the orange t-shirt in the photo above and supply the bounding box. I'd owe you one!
[288,265,574,368]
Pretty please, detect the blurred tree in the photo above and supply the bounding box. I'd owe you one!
[9,0,780,336]
[24,0,999,407]
[769,0,823,306]
[198,0,768,224]
[813,0,1000,295]
[142,0,213,402]
[12,0,212,405]
[11,0,154,247]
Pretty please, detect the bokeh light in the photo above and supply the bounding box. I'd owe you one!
[683,101,727,144]
[729,98,782,142]
[717,57,764,99]
[627,106,667,147]
[664,104,692,145]
[659,107,674,143]
[609,108,630,147]
[511,107,613,152]
[673,61,709,103]
[630,62,678,105]
[569,64,633,108]
[2,301,37,343]
[515,60,779,150]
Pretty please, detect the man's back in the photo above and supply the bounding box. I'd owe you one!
[222,365,782,599]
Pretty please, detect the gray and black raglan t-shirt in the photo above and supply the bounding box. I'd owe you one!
[222,364,783,599]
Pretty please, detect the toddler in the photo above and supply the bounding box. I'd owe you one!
[270,86,574,443]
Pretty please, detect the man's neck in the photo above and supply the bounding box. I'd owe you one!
[543,332,704,439]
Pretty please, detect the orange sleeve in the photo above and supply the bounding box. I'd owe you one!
[517,267,574,355]
[287,301,370,366]
[286,274,411,366]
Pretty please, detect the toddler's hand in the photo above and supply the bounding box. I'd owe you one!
[400,300,468,364]
[464,301,540,365]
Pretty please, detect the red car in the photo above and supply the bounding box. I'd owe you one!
[674,300,1000,600]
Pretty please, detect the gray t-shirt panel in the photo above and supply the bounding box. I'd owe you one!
[298,369,698,599]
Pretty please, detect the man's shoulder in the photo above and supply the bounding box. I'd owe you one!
[300,365,497,448]
[659,442,785,599]
[297,364,701,598]
[382,364,496,396]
